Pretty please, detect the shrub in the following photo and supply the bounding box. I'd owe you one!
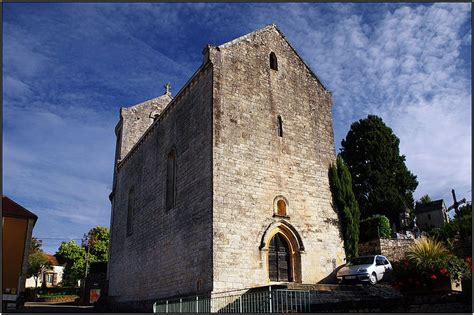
[359,214,391,241]
[428,203,472,246]
[392,237,471,290]
[406,237,448,264]
[35,287,80,296]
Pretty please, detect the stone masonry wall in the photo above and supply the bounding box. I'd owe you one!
[359,238,414,262]
[118,93,172,160]
[108,64,214,306]
[210,25,345,292]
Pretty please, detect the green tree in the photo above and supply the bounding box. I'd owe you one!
[27,251,51,288]
[329,156,360,259]
[340,115,418,228]
[430,203,472,244]
[456,203,472,238]
[87,226,110,263]
[30,237,42,253]
[55,226,110,287]
[55,240,86,287]
[419,194,432,204]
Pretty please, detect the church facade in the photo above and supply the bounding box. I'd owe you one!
[107,24,345,310]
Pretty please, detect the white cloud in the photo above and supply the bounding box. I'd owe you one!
[258,3,471,203]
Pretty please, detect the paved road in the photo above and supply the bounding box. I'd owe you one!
[8,302,95,313]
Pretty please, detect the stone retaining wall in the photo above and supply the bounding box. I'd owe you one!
[359,238,414,261]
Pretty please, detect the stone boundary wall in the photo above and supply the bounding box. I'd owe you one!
[359,238,414,262]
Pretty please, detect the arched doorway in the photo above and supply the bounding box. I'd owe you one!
[260,220,304,283]
[268,233,292,282]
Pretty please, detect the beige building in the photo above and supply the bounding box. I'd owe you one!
[415,199,449,230]
[107,24,345,311]
[25,254,64,288]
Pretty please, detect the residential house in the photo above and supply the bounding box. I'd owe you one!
[25,254,65,288]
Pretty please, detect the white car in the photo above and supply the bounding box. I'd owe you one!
[336,255,393,285]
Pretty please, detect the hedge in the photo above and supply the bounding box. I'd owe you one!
[359,214,391,241]
[27,287,80,296]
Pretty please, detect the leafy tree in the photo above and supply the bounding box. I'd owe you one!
[430,203,472,245]
[55,226,110,287]
[329,156,360,259]
[340,115,418,228]
[86,226,110,263]
[456,203,472,238]
[419,194,432,204]
[56,240,86,287]
[27,251,51,288]
[30,237,42,253]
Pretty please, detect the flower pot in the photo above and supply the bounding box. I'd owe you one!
[450,277,462,292]
[430,276,462,293]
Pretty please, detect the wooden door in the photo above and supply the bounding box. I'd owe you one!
[268,233,292,282]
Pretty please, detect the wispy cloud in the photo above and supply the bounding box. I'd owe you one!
[248,3,472,204]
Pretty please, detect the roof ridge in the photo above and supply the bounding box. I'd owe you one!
[125,93,173,110]
[218,24,276,49]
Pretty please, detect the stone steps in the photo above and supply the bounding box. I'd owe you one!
[281,282,404,312]
[286,283,365,292]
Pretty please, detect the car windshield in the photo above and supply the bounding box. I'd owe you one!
[347,257,374,266]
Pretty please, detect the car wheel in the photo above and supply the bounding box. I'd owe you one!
[369,272,377,285]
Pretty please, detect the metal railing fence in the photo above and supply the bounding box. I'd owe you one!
[153,287,313,313]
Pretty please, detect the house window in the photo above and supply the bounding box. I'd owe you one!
[270,52,278,71]
[166,149,177,210]
[277,116,283,137]
[127,187,134,236]
[428,214,431,220]
[44,273,55,284]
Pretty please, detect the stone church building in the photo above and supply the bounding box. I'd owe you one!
[107,24,345,310]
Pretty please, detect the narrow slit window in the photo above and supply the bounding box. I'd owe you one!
[270,52,278,71]
[277,116,283,137]
[166,149,177,210]
[115,127,122,162]
[127,187,134,236]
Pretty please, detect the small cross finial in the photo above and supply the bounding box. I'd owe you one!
[164,82,171,95]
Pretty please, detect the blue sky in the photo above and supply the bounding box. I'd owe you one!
[4,3,471,254]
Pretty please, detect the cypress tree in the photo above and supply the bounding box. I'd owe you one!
[329,156,360,259]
